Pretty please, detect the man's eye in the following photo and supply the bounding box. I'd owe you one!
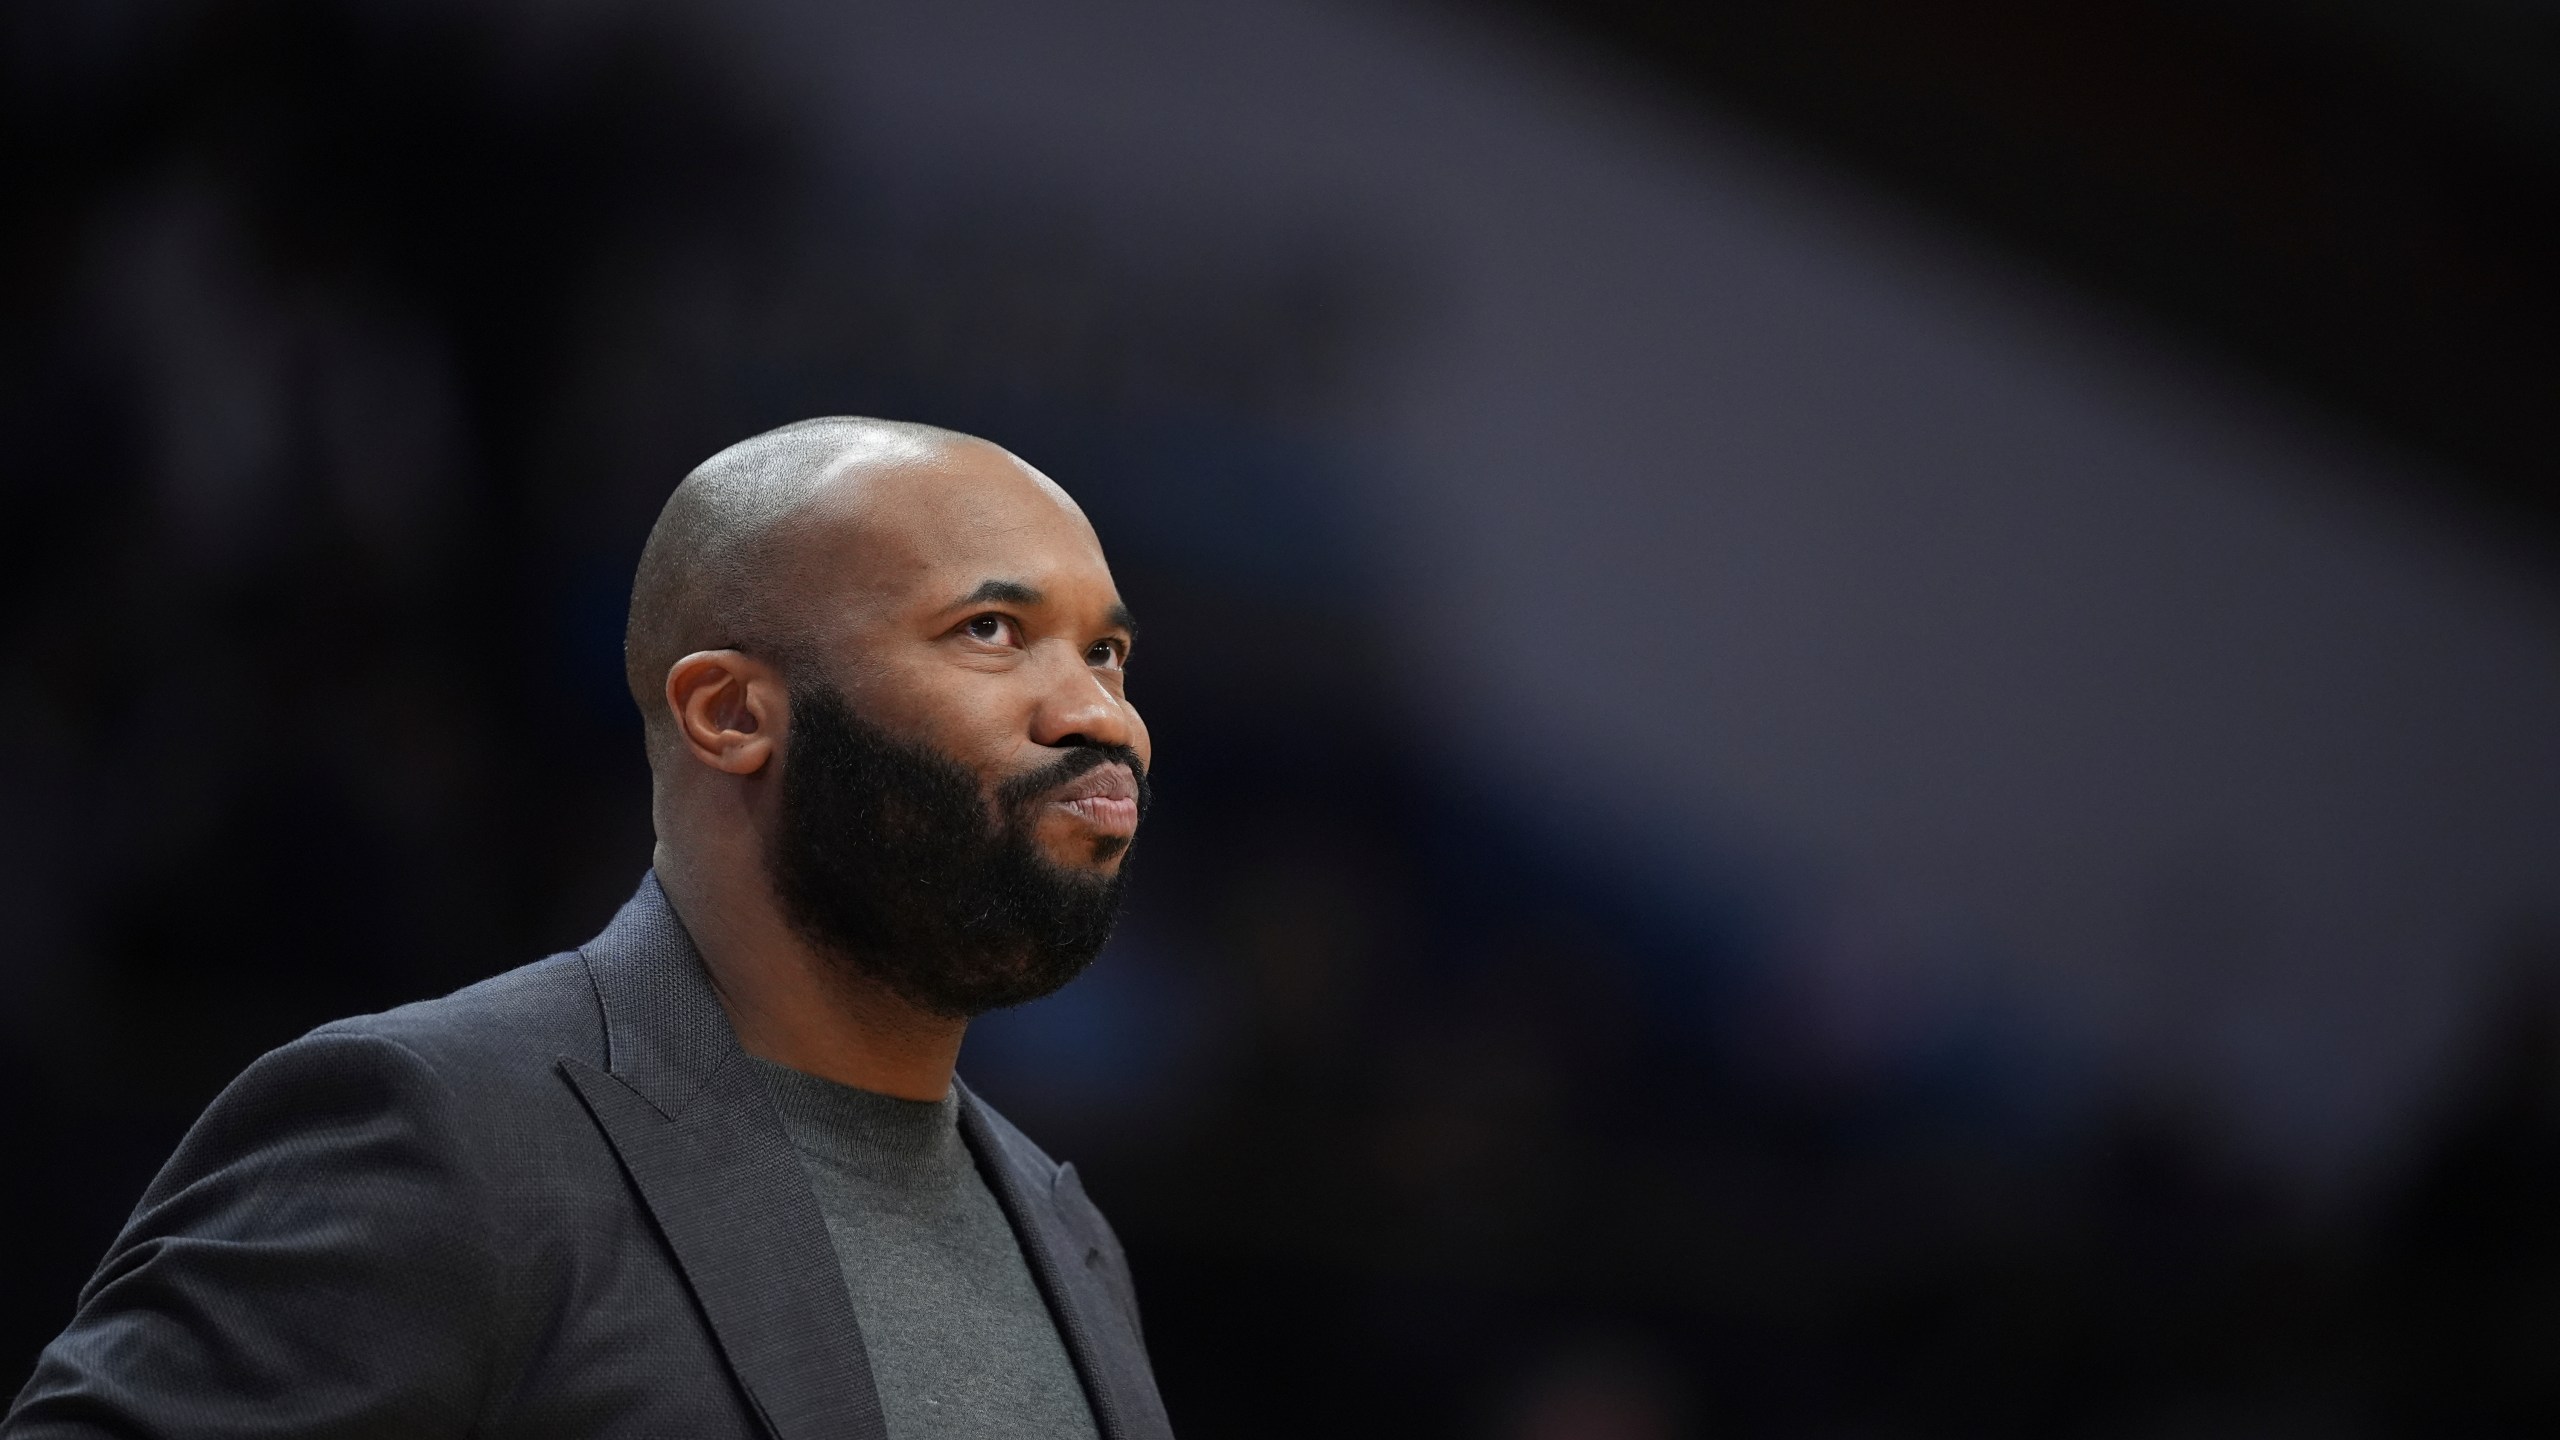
[964,615,1015,645]
[1086,640,1124,669]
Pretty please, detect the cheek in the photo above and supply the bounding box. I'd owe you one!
[846,670,1024,773]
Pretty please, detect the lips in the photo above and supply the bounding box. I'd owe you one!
[1051,764,1137,805]
[1044,763,1140,837]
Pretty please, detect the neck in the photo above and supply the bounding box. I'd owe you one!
[653,839,968,1102]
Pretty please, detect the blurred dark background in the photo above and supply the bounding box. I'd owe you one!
[5,0,2558,1435]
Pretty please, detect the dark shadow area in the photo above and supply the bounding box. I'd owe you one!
[1500,0,2560,560]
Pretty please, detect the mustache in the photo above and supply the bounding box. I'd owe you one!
[994,743,1152,820]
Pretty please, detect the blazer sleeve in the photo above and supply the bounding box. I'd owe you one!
[6,1028,502,1439]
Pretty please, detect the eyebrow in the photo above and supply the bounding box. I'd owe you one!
[953,578,1139,635]
[957,578,1043,608]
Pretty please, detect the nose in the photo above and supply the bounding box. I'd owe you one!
[1026,638,1137,752]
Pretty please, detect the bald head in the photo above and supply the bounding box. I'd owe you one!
[625,416,1003,739]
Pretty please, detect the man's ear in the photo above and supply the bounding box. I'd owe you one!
[664,649,785,775]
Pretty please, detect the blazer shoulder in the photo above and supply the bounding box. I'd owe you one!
[318,950,605,1079]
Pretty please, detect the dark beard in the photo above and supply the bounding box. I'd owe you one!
[766,681,1148,1019]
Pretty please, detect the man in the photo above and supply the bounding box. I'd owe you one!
[7,419,1175,1439]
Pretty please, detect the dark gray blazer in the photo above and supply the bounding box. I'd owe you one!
[6,874,1174,1440]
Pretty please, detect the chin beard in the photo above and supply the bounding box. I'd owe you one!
[765,681,1146,1019]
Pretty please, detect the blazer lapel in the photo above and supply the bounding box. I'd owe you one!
[960,1088,1176,1440]
[562,875,886,1440]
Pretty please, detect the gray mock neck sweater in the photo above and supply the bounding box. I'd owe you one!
[752,1058,1100,1440]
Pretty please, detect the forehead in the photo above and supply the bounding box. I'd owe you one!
[791,442,1112,607]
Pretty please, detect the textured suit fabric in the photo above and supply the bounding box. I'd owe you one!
[5,874,1174,1440]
